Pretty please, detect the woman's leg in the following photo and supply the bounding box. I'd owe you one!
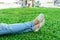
[0,21,34,35]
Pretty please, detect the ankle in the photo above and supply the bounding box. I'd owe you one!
[34,19,39,25]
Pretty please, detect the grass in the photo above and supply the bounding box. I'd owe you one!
[0,7,60,40]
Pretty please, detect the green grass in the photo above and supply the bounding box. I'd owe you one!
[0,8,60,40]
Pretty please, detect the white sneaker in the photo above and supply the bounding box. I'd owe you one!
[34,13,45,32]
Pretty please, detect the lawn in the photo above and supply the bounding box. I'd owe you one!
[0,7,60,40]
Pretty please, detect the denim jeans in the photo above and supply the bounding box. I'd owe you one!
[0,21,34,35]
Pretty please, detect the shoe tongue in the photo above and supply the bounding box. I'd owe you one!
[38,14,44,22]
[38,16,44,22]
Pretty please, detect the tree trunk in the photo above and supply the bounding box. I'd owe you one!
[32,0,34,7]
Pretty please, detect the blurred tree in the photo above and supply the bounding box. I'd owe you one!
[34,0,40,7]
[32,0,34,7]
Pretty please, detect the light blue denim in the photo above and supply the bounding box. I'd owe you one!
[0,21,34,35]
